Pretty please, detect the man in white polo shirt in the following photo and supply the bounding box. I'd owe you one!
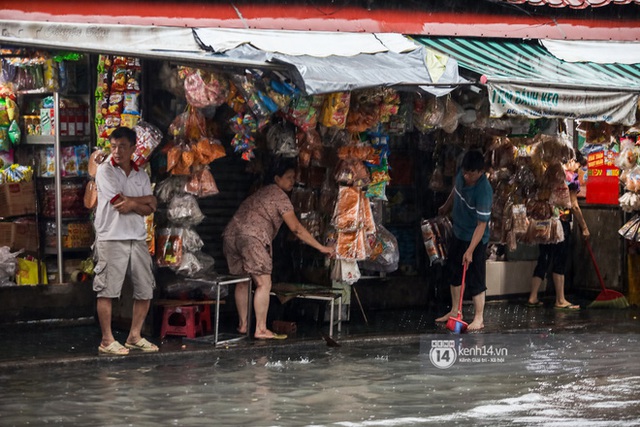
[94,126,158,355]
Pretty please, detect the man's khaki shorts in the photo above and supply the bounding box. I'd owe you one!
[93,240,155,299]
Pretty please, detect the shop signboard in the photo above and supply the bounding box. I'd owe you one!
[586,150,620,205]
[487,83,638,126]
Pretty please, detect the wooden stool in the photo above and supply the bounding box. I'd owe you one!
[160,305,203,339]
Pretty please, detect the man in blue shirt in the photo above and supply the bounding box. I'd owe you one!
[436,150,492,331]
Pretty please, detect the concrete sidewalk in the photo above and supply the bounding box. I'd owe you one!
[0,298,638,370]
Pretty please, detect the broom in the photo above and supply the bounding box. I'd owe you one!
[585,239,630,309]
[446,263,468,333]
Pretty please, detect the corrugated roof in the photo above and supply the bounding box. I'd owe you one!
[414,36,640,91]
[503,0,640,8]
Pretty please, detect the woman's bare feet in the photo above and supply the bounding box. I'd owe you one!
[254,329,277,339]
[435,311,458,322]
[467,319,484,331]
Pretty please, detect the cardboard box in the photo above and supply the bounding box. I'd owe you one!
[0,220,39,252]
[0,181,36,218]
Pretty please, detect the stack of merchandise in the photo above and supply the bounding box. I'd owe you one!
[95,55,142,148]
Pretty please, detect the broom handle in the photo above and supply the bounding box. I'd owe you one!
[458,263,467,316]
[585,239,606,292]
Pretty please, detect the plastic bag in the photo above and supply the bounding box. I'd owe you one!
[360,225,399,273]
[182,68,230,108]
[155,176,188,204]
[156,228,184,268]
[133,120,163,167]
[320,92,351,129]
[181,227,205,253]
[167,194,205,226]
[413,95,445,133]
[332,186,361,231]
[16,257,47,285]
[266,122,298,157]
[421,216,452,265]
[330,259,361,284]
[0,247,21,287]
[193,138,226,165]
[285,95,324,131]
[184,167,219,198]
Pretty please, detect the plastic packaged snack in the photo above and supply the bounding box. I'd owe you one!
[75,145,90,176]
[133,120,163,167]
[156,227,183,268]
[413,94,445,133]
[321,92,351,129]
[183,69,230,108]
[332,186,360,231]
[285,95,324,131]
[266,122,298,157]
[60,146,78,177]
[167,194,205,226]
[184,167,219,198]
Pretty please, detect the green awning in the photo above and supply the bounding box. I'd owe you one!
[413,36,640,92]
[412,36,640,124]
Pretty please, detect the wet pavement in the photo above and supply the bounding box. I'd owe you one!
[1,295,639,370]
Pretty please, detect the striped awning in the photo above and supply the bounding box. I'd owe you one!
[413,36,640,92]
[412,36,640,124]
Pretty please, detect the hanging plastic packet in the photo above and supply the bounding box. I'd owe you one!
[285,94,324,131]
[321,92,351,129]
[229,73,272,129]
[167,194,205,226]
[266,121,298,157]
[156,228,184,268]
[133,120,164,167]
[229,112,257,161]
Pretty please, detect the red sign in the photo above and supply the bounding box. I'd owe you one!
[586,151,620,205]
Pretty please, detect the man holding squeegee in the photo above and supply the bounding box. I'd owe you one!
[435,150,493,331]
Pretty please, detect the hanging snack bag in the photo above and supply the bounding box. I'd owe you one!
[133,120,163,167]
[321,92,351,129]
[183,68,230,108]
[413,94,445,133]
[167,194,205,226]
[286,95,324,131]
[332,186,361,232]
[156,227,184,268]
[230,73,272,129]
[184,166,220,198]
[193,137,226,165]
[421,219,442,265]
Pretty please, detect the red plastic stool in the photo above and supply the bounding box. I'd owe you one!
[160,305,203,339]
[199,304,212,333]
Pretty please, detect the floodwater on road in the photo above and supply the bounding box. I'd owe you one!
[1,332,639,426]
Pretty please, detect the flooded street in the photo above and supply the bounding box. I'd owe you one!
[1,332,639,426]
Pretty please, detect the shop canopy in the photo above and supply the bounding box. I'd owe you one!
[413,36,640,125]
[0,21,465,96]
[192,28,464,96]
